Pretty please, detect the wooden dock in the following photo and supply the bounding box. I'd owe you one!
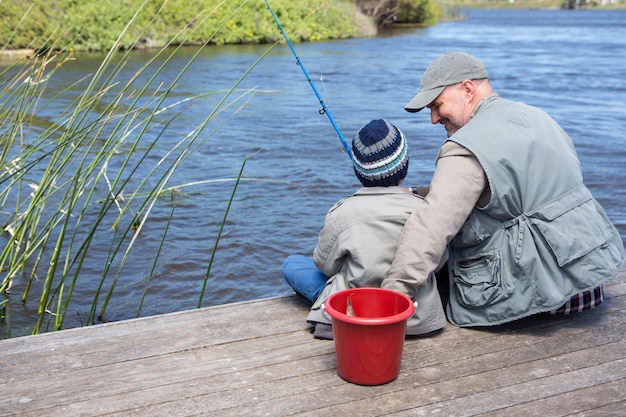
[1,267,625,416]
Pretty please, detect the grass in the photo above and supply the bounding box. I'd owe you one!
[0,0,290,337]
[0,0,373,53]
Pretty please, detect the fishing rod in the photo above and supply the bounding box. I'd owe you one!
[263,0,352,159]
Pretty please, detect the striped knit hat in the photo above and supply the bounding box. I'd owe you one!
[352,119,409,187]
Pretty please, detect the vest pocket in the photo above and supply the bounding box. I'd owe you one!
[452,250,514,308]
[530,199,612,267]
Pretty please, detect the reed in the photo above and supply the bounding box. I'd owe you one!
[0,0,287,337]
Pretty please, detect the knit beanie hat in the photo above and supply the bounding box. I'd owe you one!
[352,119,409,187]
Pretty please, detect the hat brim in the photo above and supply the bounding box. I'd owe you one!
[404,86,446,113]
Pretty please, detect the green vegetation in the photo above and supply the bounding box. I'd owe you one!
[0,0,288,337]
[2,0,623,55]
[0,0,436,53]
[0,0,445,54]
[356,0,442,25]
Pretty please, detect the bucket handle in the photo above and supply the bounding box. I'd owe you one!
[321,300,418,321]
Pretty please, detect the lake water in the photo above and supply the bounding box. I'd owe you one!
[2,8,625,337]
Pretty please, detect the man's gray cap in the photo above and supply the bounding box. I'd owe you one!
[405,52,489,113]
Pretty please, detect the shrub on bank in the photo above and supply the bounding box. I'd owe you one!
[0,0,384,52]
[397,0,442,23]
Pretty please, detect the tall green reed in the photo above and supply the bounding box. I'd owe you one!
[0,0,286,337]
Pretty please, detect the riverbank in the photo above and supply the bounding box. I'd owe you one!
[0,49,38,59]
[0,0,378,54]
[0,0,444,55]
[1,0,623,58]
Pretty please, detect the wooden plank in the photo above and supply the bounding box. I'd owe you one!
[1,295,310,357]
[0,268,624,416]
[475,379,626,417]
[105,342,626,417]
[0,276,620,416]
[8,282,619,412]
[1,295,312,379]
[203,329,626,417]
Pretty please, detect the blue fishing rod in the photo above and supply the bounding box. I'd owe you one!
[263,0,352,159]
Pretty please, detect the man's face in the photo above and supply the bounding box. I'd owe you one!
[426,83,473,137]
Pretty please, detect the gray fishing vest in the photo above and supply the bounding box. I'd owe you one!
[446,97,624,327]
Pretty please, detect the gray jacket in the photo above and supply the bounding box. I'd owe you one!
[447,96,624,326]
[384,95,624,327]
[307,187,446,335]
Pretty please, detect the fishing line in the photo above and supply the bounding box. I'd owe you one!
[263,0,352,159]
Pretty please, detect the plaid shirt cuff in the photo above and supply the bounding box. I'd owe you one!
[550,285,604,315]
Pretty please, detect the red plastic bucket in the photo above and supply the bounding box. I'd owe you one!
[323,288,415,385]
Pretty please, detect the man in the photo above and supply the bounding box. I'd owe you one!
[382,52,624,327]
[282,119,446,339]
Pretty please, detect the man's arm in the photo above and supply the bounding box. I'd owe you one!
[381,141,487,297]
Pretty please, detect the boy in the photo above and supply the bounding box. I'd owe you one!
[282,119,446,339]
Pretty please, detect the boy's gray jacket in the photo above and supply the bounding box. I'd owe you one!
[307,187,446,336]
[446,97,624,326]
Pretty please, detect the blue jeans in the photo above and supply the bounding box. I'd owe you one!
[281,254,329,303]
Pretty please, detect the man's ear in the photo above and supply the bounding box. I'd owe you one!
[461,79,475,97]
